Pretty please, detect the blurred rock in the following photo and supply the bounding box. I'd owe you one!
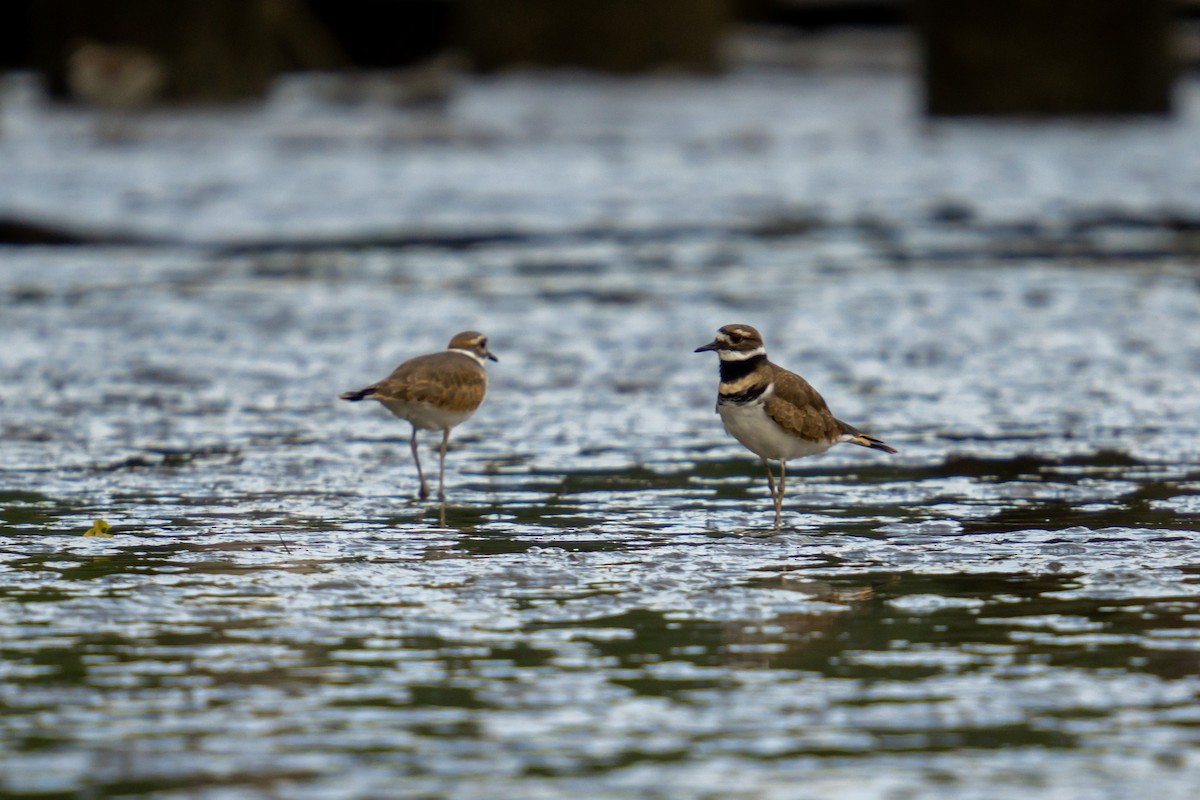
[296,53,463,109]
[726,24,915,71]
[913,0,1175,115]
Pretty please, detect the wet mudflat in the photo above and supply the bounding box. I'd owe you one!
[3,70,1200,798]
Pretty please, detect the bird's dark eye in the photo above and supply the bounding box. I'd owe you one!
[728,333,743,344]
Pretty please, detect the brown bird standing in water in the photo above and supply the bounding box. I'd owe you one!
[341,331,496,524]
[695,324,895,530]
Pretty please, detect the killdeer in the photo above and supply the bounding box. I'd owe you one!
[66,41,167,142]
[695,324,895,530]
[340,331,496,523]
[67,42,166,111]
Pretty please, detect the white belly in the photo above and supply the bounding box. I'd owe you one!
[718,401,832,461]
[379,398,473,431]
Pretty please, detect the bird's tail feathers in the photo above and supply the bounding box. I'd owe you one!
[848,432,897,454]
[838,420,897,454]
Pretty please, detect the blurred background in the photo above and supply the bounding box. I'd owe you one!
[0,0,1191,108]
[2,0,1200,245]
[0,1,1193,107]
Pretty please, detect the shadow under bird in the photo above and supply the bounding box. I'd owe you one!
[340,331,497,523]
[695,324,896,530]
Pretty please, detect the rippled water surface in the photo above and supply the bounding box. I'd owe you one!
[3,70,1200,799]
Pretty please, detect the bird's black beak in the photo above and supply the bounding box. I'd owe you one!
[486,351,499,362]
[694,341,720,353]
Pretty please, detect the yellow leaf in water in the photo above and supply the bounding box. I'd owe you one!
[84,519,112,537]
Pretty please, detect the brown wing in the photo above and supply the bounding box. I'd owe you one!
[369,352,487,414]
[763,362,845,442]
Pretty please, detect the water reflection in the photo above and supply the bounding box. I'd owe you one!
[4,164,1200,798]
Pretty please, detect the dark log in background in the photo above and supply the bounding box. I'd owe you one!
[29,0,348,101]
[912,0,1175,115]
[456,0,730,73]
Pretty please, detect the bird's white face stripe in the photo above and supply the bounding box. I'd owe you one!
[449,347,488,366]
[716,346,765,361]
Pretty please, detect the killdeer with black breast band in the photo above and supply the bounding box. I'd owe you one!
[695,324,895,530]
[341,331,496,525]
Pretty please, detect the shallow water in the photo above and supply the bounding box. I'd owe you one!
[3,70,1200,799]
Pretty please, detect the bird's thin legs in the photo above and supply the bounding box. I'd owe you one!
[762,458,776,502]
[763,458,785,531]
[775,459,787,531]
[438,429,450,526]
[410,426,428,500]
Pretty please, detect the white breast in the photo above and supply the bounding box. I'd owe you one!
[717,399,832,461]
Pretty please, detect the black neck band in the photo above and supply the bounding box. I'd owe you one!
[718,354,765,383]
